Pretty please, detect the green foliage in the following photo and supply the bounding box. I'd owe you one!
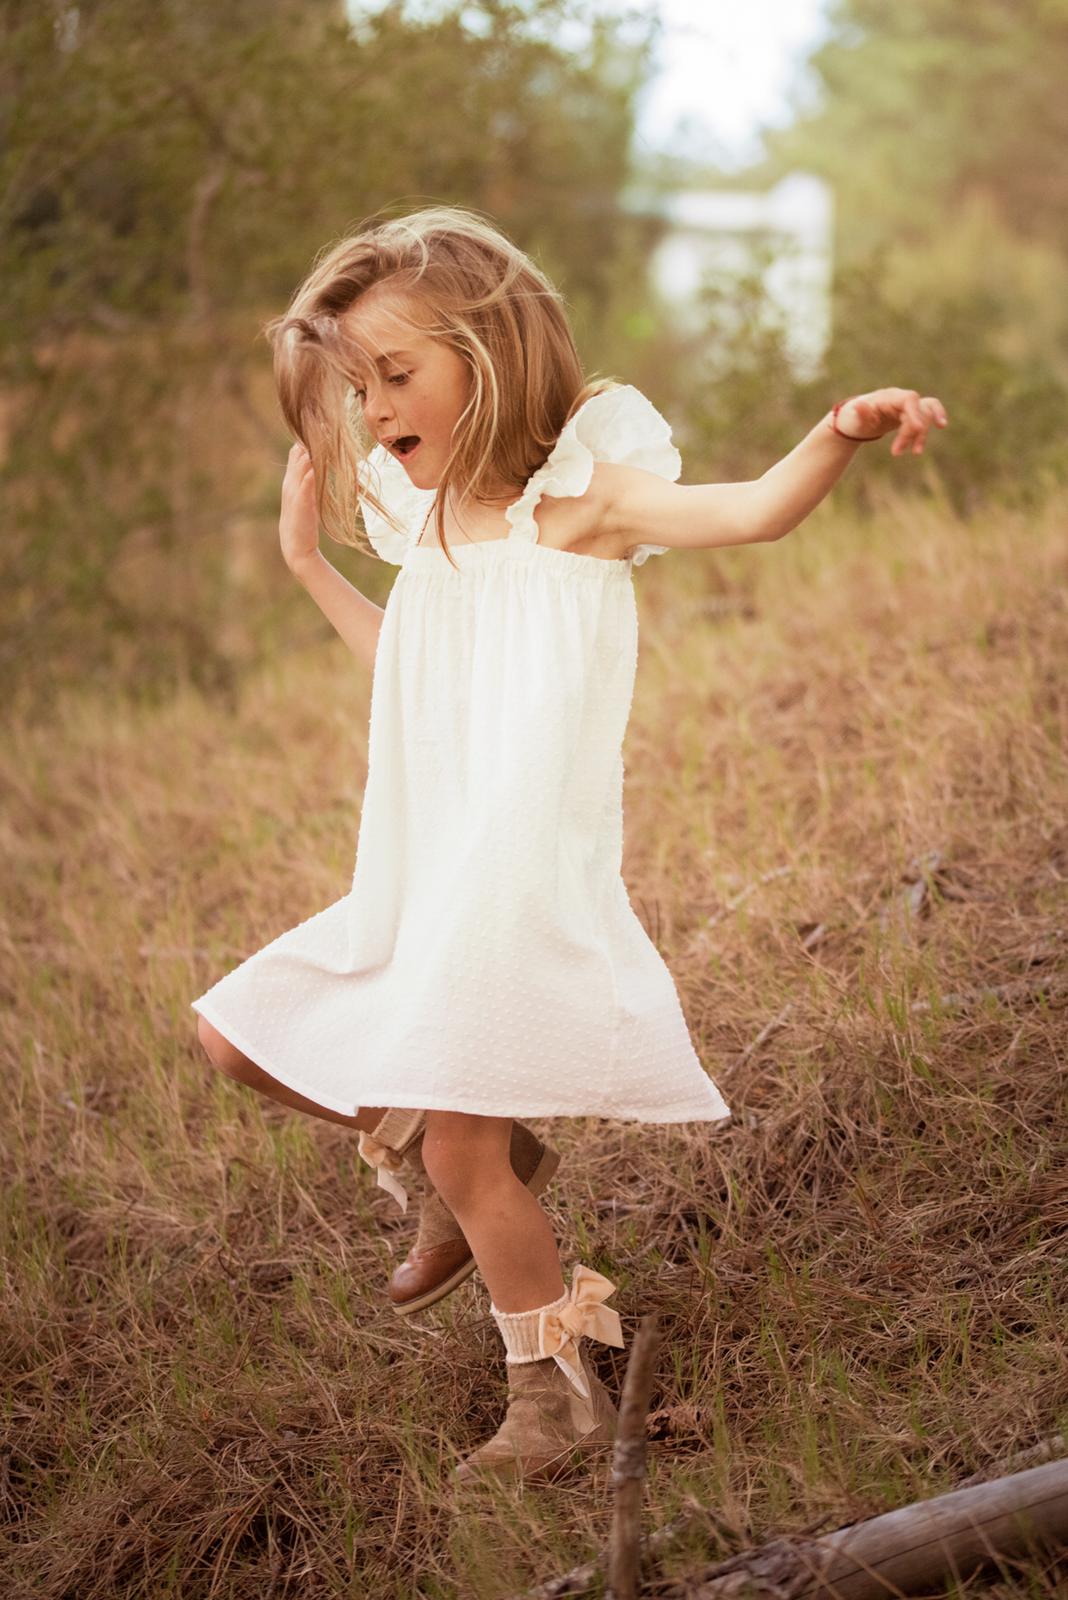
[3,0,1066,712]
[656,242,1068,515]
[0,0,659,711]
[827,253,1068,513]
[635,0,1068,511]
[759,0,1068,261]
[673,246,816,487]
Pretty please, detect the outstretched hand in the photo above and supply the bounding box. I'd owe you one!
[835,389,949,455]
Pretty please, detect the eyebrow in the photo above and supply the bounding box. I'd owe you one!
[351,348,416,384]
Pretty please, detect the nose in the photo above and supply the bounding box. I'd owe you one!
[365,393,395,434]
[355,378,392,426]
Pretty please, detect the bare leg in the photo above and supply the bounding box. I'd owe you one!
[196,1015,387,1134]
[419,1110,566,1312]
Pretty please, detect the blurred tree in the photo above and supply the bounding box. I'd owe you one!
[671,247,1067,519]
[756,0,1068,261]
[657,0,1068,517]
[0,0,660,707]
[747,0,1068,383]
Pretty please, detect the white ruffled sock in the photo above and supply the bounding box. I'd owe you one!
[488,1263,624,1404]
[490,1287,570,1365]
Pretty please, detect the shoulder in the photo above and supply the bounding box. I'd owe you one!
[564,460,678,561]
[536,459,672,563]
[535,459,627,561]
[510,384,683,562]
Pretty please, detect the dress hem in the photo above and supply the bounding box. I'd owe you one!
[190,999,732,1126]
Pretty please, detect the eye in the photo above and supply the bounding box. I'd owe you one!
[353,372,409,402]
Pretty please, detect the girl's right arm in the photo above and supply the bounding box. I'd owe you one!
[280,442,384,674]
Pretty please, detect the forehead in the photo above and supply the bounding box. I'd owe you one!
[341,291,430,375]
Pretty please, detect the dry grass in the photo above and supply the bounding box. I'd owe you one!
[2,480,1066,1598]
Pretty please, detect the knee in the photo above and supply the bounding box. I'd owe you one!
[419,1113,512,1215]
[197,1015,256,1084]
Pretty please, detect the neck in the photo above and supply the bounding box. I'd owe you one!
[447,481,524,510]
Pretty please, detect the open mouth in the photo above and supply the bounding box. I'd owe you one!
[391,436,421,460]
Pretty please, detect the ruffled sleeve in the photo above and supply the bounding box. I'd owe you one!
[356,443,436,565]
[503,383,681,566]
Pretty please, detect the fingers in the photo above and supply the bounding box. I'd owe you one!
[891,392,949,456]
[890,391,923,455]
[286,440,314,477]
[927,396,949,428]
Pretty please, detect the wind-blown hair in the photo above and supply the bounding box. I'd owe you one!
[262,205,619,569]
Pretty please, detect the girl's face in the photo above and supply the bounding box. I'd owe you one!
[343,291,473,493]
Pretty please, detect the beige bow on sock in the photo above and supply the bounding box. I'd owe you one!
[357,1130,410,1212]
[538,1264,625,1401]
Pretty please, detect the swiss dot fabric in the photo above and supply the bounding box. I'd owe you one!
[191,384,731,1127]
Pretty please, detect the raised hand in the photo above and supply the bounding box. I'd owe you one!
[833,389,949,455]
[279,441,321,572]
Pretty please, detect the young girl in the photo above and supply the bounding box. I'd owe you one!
[191,205,948,1486]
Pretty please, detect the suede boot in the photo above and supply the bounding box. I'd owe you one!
[453,1262,623,1485]
[389,1120,561,1315]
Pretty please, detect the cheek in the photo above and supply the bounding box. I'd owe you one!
[446,366,474,419]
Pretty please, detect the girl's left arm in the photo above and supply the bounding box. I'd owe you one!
[604,389,949,556]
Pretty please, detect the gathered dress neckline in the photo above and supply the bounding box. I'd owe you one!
[411,490,631,568]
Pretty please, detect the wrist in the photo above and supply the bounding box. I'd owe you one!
[288,549,324,583]
[828,398,876,443]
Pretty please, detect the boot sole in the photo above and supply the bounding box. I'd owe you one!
[452,1430,616,1487]
[391,1143,562,1316]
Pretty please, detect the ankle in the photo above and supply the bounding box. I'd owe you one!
[489,1263,625,1402]
[491,1284,568,1356]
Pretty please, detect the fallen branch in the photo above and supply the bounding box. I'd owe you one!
[909,971,1068,1014]
[956,1431,1066,1489]
[666,1455,1068,1598]
[512,1450,1068,1600]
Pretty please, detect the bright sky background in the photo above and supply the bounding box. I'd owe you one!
[349,0,835,172]
[625,0,834,169]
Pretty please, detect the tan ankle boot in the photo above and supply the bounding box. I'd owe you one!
[453,1263,623,1485]
[389,1121,561,1315]
[356,1107,427,1213]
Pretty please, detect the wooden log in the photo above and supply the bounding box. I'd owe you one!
[690,1456,1068,1598]
[511,1444,1068,1600]
[605,1313,660,1600]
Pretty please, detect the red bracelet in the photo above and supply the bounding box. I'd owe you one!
[830,398,877,442]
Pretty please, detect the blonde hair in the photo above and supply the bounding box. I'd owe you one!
[262,205,620,569]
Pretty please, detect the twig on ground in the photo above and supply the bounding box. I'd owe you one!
[955,1430,1066,1489]
[606,1312,661,1600]
[910,972,1068,1013]
[732,1002,794,1068]
[703,865,794,931]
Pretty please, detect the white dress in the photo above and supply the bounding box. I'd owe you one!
[190,384,731,1132]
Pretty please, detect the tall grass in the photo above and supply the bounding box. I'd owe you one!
[2,482,1065,1597]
